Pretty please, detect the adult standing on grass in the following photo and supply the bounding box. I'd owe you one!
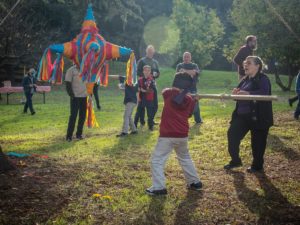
[22,68,37,115]
[136,45,160,126]
[146,72,202,196]
[233,35,257,80]
[224,56,273,173]
[65,65,88,142]
[176,52,202,124]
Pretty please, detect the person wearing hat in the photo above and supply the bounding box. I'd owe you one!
[146,72,202,196]
[22,68,37,115]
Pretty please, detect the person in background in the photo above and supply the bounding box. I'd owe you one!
[136,45,160,126]
[233,35,257,80]
[134,65,156,131]
[146,72,202,196]
[116,76,138,137]
[22,68,37,115]
[65,65,88,142]
[224,56,273,173]
[176,52,202,124]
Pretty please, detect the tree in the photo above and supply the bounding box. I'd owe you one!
[226,0,300,91]
[171,0,224,67]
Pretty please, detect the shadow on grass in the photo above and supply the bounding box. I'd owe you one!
[268,134,300,161]
[0,113,25,129]
[174,190,203,225]
[102,129,153,156]
[0,158,83,225]
[132,196,167,225]
[230,171,300,224]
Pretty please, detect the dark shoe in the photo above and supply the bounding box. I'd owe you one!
[288,99,293,107]
[31,111,36,115]
[66,137,72,142]
[146,188,167,196]
[246,167,264,173]
[130,131,138,135]
[188,181,203,191]
[116,132,128,137]
[224,162,242,170]
[76,135,85,140]
[97,106,101,110]
[149,127,154,131]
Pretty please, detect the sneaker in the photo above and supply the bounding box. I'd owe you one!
[66,137,72,142]
[130,131,138,135]
[246,167,264,173]
[188,181,203,191]
[145,188,167,196]
[76,135,85,140]
[224,162,242,170]
[116,132,128,137]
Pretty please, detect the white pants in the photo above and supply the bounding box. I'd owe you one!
[122,102,137,133]
[150,137,200,190]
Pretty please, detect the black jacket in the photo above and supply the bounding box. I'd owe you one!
[231,73,273,130]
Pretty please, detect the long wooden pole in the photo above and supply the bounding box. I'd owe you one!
[191,93,278,101]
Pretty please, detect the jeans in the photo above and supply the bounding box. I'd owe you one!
[24,92,34,113]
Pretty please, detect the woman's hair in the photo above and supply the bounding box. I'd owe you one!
[245,56,264,72]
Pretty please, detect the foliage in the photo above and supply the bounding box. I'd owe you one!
[226,0,300,73]
[171,0,225,68]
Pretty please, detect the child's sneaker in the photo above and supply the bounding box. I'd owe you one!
[116,132,128,137]
[145,188,167,196]
[187,181,203,191]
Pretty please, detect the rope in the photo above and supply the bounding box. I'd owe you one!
[264,0,300,43]
[0,0,22,27]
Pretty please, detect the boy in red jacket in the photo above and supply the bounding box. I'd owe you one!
[146,72,202,196]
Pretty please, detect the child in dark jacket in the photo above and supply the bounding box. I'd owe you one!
[134,65,156,130]
[116,76,139,137]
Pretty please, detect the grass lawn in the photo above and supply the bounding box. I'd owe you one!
[0,68,299,225]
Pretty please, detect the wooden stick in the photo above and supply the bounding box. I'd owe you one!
[191,93,278,101]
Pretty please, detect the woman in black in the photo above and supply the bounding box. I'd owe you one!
[224,56,273,173]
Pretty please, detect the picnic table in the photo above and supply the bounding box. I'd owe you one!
[0,86,51,104]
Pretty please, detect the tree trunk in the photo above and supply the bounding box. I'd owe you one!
[0,146,16,173]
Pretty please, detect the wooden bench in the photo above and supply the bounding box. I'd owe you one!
[0,85,51,104]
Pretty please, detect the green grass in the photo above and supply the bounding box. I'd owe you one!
[0,69,299,225]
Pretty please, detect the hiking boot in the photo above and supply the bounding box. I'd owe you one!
[188,181,203,191]
[145,188,167,196]
[224,161,242,170]
[116,132,128,137]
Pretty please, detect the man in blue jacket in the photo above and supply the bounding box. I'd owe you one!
[22,68,37,115]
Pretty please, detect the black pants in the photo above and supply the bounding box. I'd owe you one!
[24,92,34,113]
[66,97,87,139]
[134,102,154,129]
[139,88,158,124]
[227,114,269,170]
[93,83,101,109]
